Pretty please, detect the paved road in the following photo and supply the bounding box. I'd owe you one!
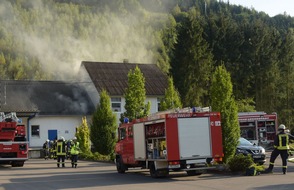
[0,155,294,190]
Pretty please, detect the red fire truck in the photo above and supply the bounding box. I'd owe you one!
[0,112,28,167]
[238,112,278,147]
[115,107,224,178]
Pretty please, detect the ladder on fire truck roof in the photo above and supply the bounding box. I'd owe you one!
[149,106,211,117]
[0,112,19,122]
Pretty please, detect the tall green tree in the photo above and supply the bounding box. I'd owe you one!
[247,21,280,113]
[171,7,214,107]
[210,65,239,163]
[160,76,182,111]
[156,15,178,74]
[90,89,117,155]
[236,98,256,112]
[75,116,91,154]
[122,65,150,122]
[277,28,294,129]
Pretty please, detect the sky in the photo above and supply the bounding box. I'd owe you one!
[227,0,294,17]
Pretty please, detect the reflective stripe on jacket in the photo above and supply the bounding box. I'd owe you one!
[70,142,80,155]
[56,141,66,156]
[275,134,289,150]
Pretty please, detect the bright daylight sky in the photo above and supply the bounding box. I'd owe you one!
[226,0,294,17]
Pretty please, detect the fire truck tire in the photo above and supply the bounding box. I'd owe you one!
[150,163,159,178]
[116,157,126,173]
[11,161,24,167]
[186,170,203,176]
[149,162,169,178]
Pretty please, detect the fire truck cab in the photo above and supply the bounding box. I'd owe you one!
[0,112,28,167]
[115,107,224,178]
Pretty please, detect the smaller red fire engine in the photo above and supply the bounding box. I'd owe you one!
[0,112,28,167]
[238,112,278,147]
[115,107,224,178]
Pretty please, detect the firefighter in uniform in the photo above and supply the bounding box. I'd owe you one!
[264,124,294,174]
[42,139,50,160]
[52,139,58,159]
[66,139,72,160]
[56,136,66,168]
[70,137,80,168]
[49,140,54,159]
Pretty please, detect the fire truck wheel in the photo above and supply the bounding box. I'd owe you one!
[116,157,126,173]
[150,163,159,178]
[150,163,169,178]
[11,161,24,167]
[186,170,202,176]
[160,169,169,177]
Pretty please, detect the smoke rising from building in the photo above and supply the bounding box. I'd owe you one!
[0,0,166,80]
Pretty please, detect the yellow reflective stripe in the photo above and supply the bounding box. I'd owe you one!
[57,141,66,155]
[277,134,289,150]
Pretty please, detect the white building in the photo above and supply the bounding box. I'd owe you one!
[0,61,168,157]
[79,61,168,125]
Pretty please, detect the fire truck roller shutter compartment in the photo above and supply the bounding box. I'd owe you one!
[133,122,146,160]
[178,117,212,159]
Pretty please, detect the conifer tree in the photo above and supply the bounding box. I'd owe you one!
[90,89,117,155]
[76,116,91,154]
[122,66,150,122]
[171,8,213,107]
[160,76,182,111]
[210,65,240,163]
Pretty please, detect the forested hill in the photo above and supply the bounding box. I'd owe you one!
[1,0,294,127]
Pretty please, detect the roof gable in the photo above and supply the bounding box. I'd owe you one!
[81,61,168,96]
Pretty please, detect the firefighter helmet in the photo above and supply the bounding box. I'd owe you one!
[73,137,77,140]
[60,136,65,141]
[278,124,286,130]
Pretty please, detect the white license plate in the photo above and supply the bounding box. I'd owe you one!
[253,155,261,158]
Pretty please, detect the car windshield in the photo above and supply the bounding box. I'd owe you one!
[239,137,253,146]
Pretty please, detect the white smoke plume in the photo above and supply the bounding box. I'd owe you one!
[0,0,167,80]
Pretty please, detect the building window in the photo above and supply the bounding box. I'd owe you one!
[157,98,161,112]
[119,128,126,140]
[111,97,121,112]
[31,125,40,137]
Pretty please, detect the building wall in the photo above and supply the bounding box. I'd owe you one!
[18,97,161,148]
[112,96,160,125]
[27,116,86,148]
[146,96,160,114]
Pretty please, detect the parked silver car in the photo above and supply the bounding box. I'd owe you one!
[236,137,266,165]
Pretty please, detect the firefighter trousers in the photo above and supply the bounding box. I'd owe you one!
[71,154,78,168]
[268,149,289,174]
[57,155,65,167]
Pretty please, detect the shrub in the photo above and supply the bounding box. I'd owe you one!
[79,151,115,162]
[228,154,254,172]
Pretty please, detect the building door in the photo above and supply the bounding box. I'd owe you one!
[48,130,57,141]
